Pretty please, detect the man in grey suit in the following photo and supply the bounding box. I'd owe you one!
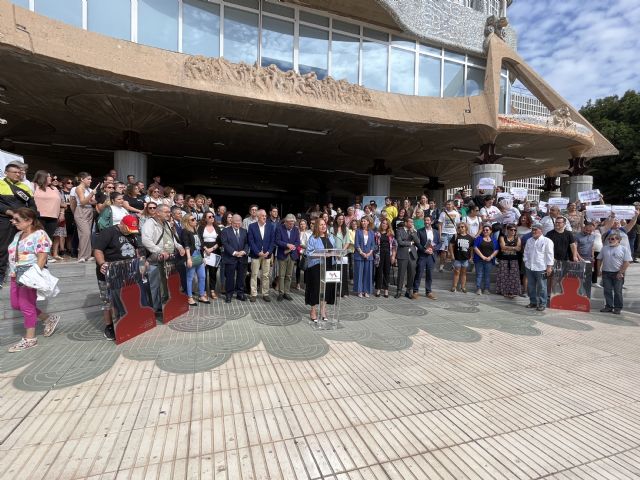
[395,217,420,299]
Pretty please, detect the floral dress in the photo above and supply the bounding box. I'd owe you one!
[8,230,52,276]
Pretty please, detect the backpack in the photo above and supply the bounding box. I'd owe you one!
[96,207,113,232]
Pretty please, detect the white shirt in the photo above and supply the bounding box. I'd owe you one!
[438,210,460,235]
[425,228,434,243]
[480,206,501,224]
[258,222,265,239]
[110,205,128,226]
[354,209,364,221]
[464,216,481,237]
[524,235,555,271]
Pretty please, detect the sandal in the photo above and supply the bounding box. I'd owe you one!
[210,291,218,299]
[198,297,210,304]
[43,314,60,337]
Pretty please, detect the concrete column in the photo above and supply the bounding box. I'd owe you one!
[564,175,594,202]
[471,163,504,196]
[114,150,147,185]
[368,174,390,197]
[430,189,446,208]
[539,190,561,202]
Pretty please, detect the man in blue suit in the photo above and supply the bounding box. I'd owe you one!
[413,215,439,300]
[275,214,300,301]
[220,214,249,303]
[248,209,275,302]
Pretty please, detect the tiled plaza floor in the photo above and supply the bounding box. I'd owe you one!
[1,262,640,479]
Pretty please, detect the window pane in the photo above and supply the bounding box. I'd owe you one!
[331,33,359,84]
[443,60,464,97]
[418,54,440,96]
[35,0,82,27]
[299,25,328,79]
[332,19,359,35]
[499,76,507,113]
[183,0,220,57]
[88,0,131,41]
[10,0,30,8]
[225,0,258,9]
[363,27,388,42]
[466,67,484,96]
[223,7,258,64]
[261,16,293,71]
[361,40,388,91]
[299,11,329,27]
[390,47,414,95]
[138,0,178,51]
[467,55,486,68]
[391,35,415,49]
[262,2,294,18]
[419,43,441,56]
[444,50,466,62]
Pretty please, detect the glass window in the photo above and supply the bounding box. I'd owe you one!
[419,43,441,56]
[363,27,388,43]
[444,50,466,62]
[261,16,294,71]
[35,0,82,28]
[138,0,178,51]
[499,75,508,113]
[331,33,359,84]
[391,35,415,50]
[332,19,359,35]
[299,11,329,27]
[262,2,294,18]
[466,66,484,96]
[361,40,388,92]
[88,0,131,41]
[299,25,328,79]
[418,54,441,96]
[467,55,486,68]
[182,0,220,57]
[390,47,415,95]
[443,60,464,97]
[225,0,258,9]
[10,0,29,8]
[223,7,258,65]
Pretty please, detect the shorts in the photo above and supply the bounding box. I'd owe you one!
[453,260,469,269]
[439,233,454,251]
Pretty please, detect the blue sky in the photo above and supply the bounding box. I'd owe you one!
[508,0,639,109]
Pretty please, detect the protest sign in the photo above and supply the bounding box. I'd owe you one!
[510,187,528,201]
[538,201,548,213]
[611,205,637,220]
[548,197,570,208]
[497,192,514,202]
[585,204,611,220]
[577,189,601,203]
[477,178,496,190]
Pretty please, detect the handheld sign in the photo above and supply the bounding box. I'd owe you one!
[548,197,570,208]
[611,205,637,220]
[577,189,601,203]
[477,178,496,190]
[510,187,528,201]
[585,204,611,220]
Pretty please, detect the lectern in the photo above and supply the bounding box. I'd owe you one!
[309,248,348,330]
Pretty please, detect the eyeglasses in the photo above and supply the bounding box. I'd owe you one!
[608,237,619,241]
[206,215,213,219]
[147,207,157,210]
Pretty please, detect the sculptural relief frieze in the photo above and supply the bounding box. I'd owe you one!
[184,56,373,107]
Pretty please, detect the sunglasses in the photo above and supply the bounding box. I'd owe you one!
[65,181,73,184]
[189,218,197,222]
[147,206,157,210]
[206,215,213,219]
[508,228,516,231]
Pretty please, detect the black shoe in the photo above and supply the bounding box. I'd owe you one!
[237,295,246,301]
[600,307,613,313]
[263,295,271,302]
[536,305,545,311]
[277,294,284,301]
[612,309,622,314]
[283,293,293,301]
[404,291,412,299]
[225,296,232,304]
[394,292,402,299]
[250,296,257,303]
[104,324,116,341]
[526,303,537,308]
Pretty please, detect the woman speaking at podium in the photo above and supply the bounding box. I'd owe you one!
[305,218,337,323]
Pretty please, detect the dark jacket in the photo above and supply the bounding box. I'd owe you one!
[197,224,222,248]
[416,227,440,258]
[248,221,275,258]
[220,226,249,264]
[180,229,201,256]
[275,224,301,260]
[0,178,36,220]
[396,227,420,261]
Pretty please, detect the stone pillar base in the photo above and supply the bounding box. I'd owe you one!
[566,175,594,202]
[471,164,504,196]
[114,150,147,185]
[368,174,390,197]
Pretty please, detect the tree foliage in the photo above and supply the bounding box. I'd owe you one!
[580,90,640,203]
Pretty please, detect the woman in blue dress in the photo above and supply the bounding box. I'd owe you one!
[354,216,375,297]
[305,218,336,322]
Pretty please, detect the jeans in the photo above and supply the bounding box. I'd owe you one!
[475,260,493,291]
[414,254,436,293]
[525,268,547,307]
[602,271,624,309]
[186,262,206,297]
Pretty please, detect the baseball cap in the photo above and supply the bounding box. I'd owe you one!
[121,215,139,233]
[531,222,543,231]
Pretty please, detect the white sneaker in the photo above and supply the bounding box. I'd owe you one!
[8,337,38,352]
[439,265,444,273]
[77,258,86,263]
[592,283,603,289]
[48,256,57,263]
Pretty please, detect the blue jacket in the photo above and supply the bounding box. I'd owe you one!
[220,226,249,264]
[473,235,500,264]
[247,221,275,258]
[305,235,335,269]
[275,224,301,260]
[354,229,375,262]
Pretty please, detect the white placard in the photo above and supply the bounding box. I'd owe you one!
[548,197,570,207]
[204,253,221,267]
[477,178,496,190]
[325,270,341,283]
[510,187,528,201]
[538,201,548,213]
[577,189,601,203]
[497,192,514,201]
[586,204,611,220]
[611,205,637,220]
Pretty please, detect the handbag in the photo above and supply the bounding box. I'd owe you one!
[191,251,203,267]
[299,255,308,271]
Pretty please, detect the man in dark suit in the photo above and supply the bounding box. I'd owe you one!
[414,215,439,300]
[248,209,275,302]
[220,214,249,303]
[275,214,300,301]
[395,217,420,299]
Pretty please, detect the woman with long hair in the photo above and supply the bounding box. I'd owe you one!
[123,183,145,214]
[145,185,163,204]
[449,222,474,293]
[496,223,522,298]
[162,186,176,207]
[198,212,222,299]
[72,172,96,262]
[305,218,336,322]
[347,218,358,281]
[331,213,351,297]
[7,208,60,352]
[180,214,209,306]
[295,219,310,290]
[473,224,499,295]
[32,170,62,243]
[138,202,157,229]
[374,218,397,298]
[393,208,407,232]
[354,216,375,297]
[193,195,207,222]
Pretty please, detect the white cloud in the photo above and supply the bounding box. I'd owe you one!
[509,0,639,108]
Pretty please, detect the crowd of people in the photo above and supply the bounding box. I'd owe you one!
[1,161,638,352]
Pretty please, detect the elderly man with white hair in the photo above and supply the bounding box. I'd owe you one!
[220,214,249,303]
[275,214,301,301]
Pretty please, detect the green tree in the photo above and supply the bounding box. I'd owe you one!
[580,90,640,203]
